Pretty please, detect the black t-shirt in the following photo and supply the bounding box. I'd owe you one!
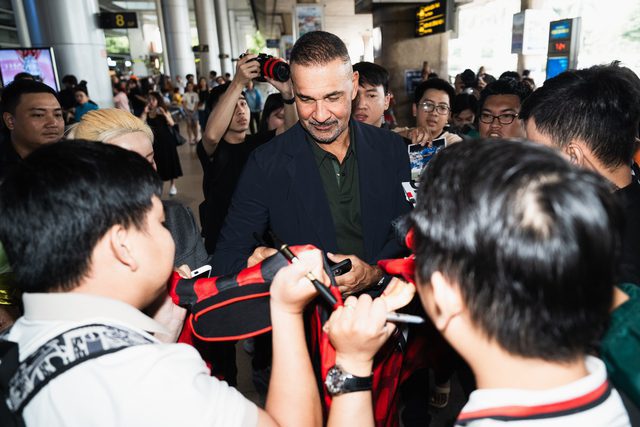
[0,136,21,183]
[197,130,276,253]
[616,180,640,285]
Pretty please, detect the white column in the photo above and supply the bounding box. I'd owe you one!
[23,0,113,108]
[195,0,222,77]
[214,0,233,75]
[127,27,149,77]
[161,0,197,80]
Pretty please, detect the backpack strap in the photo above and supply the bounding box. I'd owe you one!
[1,323,154,416]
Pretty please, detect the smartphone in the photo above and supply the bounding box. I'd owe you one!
[191,264,212,278]
[330,259,352,276]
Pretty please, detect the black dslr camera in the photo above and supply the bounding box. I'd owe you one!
[240,53,290,82]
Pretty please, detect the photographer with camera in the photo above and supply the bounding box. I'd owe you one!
[195,53,298,386]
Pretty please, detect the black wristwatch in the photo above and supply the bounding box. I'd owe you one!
[282,96,295,104]
[324,364,373,396]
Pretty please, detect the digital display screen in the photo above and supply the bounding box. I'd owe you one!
[0,48,59,90]
[549,20,571,40]
[546,56,569,79]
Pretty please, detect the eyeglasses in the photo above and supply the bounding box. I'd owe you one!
[418,102,450,115]
[479,113,519,125]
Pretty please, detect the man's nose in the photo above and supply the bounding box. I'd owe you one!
[313,100,330,122]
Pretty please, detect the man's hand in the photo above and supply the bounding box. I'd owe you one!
[247,246,277,268]
[327,253,383,295]
[234,53,261,88]
[270,248,329,315]
[265,76,294,100]
[408,126,433,146]
[324,295,395,376]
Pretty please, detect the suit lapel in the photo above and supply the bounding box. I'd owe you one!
[285,125,339,251]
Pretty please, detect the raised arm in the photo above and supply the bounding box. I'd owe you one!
[202,54,260,156]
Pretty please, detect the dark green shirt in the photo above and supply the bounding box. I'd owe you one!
[308,129,365,259]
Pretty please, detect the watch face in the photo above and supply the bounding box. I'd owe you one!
[325,366,345,395]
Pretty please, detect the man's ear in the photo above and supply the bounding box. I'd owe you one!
[3,112,15,130]
[429,271,464,331]
[565,142,585,167]
[108,225,139,272]
[412,103,417,118]
[384,93,391,111]
[351,70,360,101]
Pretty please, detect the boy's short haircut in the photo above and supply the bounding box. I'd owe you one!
[0,79,58,115]
[452,93,478,116]
[0,140,162,293]
[413,78,455,106]
[289,31,350,67]
[409,139,621,362]
[205,82,246,114]
[478,78,532,112]
[353,62,390,93]
[519,63,640,168]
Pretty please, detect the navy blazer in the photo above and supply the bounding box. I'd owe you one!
[211,120,411,275]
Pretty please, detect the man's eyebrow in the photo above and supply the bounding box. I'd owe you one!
[28,107,62,111]
[295,91,344,100]
[482,107,518,113]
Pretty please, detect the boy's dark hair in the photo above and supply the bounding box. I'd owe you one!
[0,140,162,293]
[478,78,532,112]
[409,139,621,361]
[353,62,389,93]
[413,78,455,106]
[290,31,350,67]
[460,69,476,88]
[0,79,58,115]
[499,70,521,82]
[62,74,78,86]
[452,93,478,115]
[520,63,640,168]
[205,82,246,113]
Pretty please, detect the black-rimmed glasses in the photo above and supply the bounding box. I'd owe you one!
[419,101,450,115]
[479,113,519,125]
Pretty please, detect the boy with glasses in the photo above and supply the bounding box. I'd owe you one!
[477,78,531,139]
[408,78,462,146]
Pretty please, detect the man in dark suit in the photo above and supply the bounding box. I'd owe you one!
[211,31,411,294]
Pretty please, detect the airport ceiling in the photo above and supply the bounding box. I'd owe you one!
[98,0,293,38]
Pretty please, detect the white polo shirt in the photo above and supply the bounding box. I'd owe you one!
[455,356,630,426]
[6,293,258,427]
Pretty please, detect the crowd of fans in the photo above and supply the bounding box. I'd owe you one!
[0,29,638,427]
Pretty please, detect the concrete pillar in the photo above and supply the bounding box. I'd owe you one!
[373,4,449,126]
[11,0,30,46]
[154,0,171,75]
[214,0,233,75]
[161,0,196,81]
[23,0,113,108]
[194,0,222,78]
[127,27,149,77]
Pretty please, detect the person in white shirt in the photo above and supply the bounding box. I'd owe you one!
[0,140,396,427]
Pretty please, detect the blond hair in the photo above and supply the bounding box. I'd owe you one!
[71,108,154,143]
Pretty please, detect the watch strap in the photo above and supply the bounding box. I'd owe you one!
[282,96,295,104]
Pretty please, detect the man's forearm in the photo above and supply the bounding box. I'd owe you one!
[266,310,322,427]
